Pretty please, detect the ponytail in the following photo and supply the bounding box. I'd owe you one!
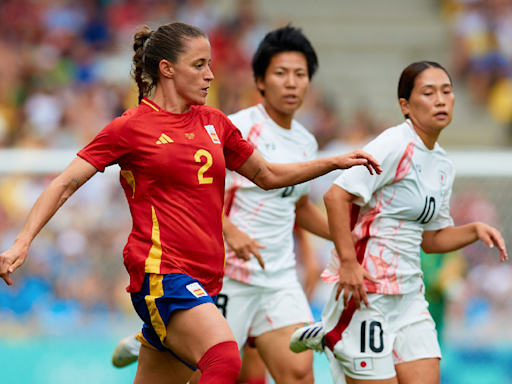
[132,26,153,104]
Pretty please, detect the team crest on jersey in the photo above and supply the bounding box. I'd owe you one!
[185,133,195,140]
[439,170,446,185]
[204,125,221,144]
[186,282,208,298]
[354,357,373,371]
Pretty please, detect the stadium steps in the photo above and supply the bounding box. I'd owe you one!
[250,0,506,147]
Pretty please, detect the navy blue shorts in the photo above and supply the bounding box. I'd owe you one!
[131,273,217,370]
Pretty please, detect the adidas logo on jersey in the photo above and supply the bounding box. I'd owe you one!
[185,133,195,139]
[156,134,173,144]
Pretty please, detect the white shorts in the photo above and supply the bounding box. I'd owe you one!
[219,277,314,350]
[322,284,441,381]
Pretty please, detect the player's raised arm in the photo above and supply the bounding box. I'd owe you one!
[235,149,382,191]
[0,156,97,285]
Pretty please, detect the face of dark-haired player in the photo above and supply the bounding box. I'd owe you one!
[256,51,310,124]
[169,37,214,108]
[400,67,454,135]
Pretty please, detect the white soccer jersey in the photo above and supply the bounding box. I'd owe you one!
[224,104,318,288]
[323,120,454,295]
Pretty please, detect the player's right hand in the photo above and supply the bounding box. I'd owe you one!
[335,150,382,175]
[335,259,379,310]
[0,244,29,286]
[224,226,266,269]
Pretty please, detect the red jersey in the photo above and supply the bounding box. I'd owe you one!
[78,98,254,295]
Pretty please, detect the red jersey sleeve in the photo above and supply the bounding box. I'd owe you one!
[77,113,134,172]
[222,117,254,171]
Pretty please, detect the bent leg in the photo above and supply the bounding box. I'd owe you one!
[256,324,314,384]
[165,302,241,383]
[134,344,194,384]
[395,358,440,384]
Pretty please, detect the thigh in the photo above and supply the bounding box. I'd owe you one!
[255,324,314,384]
[165,302,237,367]
[395,358,440,384]
[134,344,194,384]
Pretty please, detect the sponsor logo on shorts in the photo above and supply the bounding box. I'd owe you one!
[186,282,208,298]
[354,357,373,371]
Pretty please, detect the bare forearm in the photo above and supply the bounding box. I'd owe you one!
[15,176,79,247]
[257,158,337,190]
[14,157,96,247]
[422,224,479,254]
[324,187,357,262]
[295,200,331,240]
[222,215,238,237]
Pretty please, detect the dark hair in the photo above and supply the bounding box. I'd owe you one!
[132,22,208,104]
[252,25,318,95]
[398,61,452,118]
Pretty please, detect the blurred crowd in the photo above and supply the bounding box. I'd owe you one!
[443,0,512,129]
[0,0,511,344]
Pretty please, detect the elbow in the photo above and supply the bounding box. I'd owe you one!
[323,187,339,209]
[252,175,273,191]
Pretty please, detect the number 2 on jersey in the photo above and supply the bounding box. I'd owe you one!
[194,149,213,184]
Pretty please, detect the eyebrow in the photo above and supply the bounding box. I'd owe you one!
[420,83,452,89]
[274,66,307,71]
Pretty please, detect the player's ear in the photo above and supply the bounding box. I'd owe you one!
[399,98,410,118]
[255,75,265,94]
[159,59,174,79]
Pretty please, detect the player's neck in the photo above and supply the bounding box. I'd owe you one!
[410,119,440,150]
[262,102,293,129]
[151,85,192,114]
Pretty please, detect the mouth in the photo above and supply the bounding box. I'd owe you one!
[201,86,209,95]
[283,95,298,103]
[434,112,448,119]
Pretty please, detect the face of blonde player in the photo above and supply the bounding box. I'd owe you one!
[171,37,214,109]
[399,67,454,149]
[256,51,310,128]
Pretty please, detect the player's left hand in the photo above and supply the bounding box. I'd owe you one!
[334,150,382,175]
[476,223,508,262]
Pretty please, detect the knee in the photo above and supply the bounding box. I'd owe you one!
[198,341,241,384]
[275,364,313,384]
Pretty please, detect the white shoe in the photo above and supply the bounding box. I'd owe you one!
[289,322,325,353]
[112,333,141,368]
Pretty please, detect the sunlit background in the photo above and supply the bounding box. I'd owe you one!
[1,0,512,383]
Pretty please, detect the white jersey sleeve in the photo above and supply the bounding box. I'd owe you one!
[334,128,409,205]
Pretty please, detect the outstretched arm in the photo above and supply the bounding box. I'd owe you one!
[0,157,97,285]
[422,223,507,262]
[235,149,381,191]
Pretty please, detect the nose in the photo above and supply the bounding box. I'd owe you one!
[205,65,214,81]
[435,90,446,106]
[285,73,296,88]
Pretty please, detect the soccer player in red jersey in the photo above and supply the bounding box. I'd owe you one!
[0,22,381,384]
